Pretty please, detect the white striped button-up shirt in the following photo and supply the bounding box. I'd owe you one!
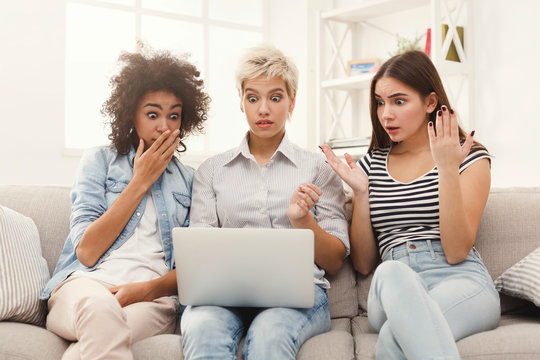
[190,133,350,288]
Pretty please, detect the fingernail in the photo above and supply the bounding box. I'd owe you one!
[429,121,433,127]
[437,110,442,116]
[324,160,328,163]
[442,105,447,111]
[450,109,454,115]
[471,130,475,137]
[318,145,323,151]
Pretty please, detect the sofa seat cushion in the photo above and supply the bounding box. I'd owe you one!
[132,334,183,360]
[351,314,540,359]
[456,314,540,359]
[0,322,69,360]
[297,330,355,360]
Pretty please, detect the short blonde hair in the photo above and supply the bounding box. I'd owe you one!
[235,44,299,99]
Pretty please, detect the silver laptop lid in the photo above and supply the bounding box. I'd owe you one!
[173,227,314,308]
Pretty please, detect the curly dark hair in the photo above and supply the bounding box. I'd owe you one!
[102,49,210,154]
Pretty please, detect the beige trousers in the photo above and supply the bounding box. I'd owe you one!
[46,276,178,360]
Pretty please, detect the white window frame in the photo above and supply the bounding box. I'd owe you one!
[64,0,270,166]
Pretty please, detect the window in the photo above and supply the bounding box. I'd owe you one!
[65,0,266,158]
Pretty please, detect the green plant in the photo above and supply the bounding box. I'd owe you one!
[389,33,424,56]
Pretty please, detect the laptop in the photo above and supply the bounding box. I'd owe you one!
[172,227,314,308]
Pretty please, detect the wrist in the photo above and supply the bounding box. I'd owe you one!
[289,212,313,228]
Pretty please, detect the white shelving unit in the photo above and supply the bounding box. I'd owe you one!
[316,0,472,158]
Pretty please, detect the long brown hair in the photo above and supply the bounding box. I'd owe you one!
[368,50,484,152]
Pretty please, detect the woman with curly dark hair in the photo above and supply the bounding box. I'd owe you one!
[41,48,210,360]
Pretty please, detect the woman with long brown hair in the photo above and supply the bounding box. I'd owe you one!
[321,50,499,359]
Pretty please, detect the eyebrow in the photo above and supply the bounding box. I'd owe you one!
[143,103,182,110]
[374,92,409,98]
[244,87,286,94]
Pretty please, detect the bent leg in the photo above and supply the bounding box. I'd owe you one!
[367,261,459,360]
[46,276,132,360]
[124,296,178,343]
[181,305,245,360]
[242,285,330,360]
[429,276,500,341]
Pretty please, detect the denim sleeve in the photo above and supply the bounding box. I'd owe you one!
[313,160,350,256]
[189,158,219,228]
[68,147,109,249]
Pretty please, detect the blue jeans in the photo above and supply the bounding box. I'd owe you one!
[181,285,330,360]
[368,240,500,360]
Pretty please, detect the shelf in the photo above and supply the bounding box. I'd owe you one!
[321,73,374,91]
[321,0,430,23]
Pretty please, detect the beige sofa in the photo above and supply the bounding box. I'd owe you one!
[0,184,539,359]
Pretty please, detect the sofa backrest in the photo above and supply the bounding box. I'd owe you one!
[1,185,538,317]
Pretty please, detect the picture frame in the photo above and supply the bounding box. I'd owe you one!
[347,58,380,76]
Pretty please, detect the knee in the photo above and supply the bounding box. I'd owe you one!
[244,310,297,358]
[374,260,407,279]
[74,293,123,319]
[181,307,239,351]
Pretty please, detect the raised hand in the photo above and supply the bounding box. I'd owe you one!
[132,129,181,190]
[427,106,474,172]
[287,183,322,221]
[319,144,368,194]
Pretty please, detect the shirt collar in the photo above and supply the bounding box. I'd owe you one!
[225,132,298,167]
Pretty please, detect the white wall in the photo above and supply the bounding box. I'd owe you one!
[1,0,539,187]
[472,0,540,187]
[0,0,80,185]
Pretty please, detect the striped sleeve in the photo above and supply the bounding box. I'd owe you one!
[459,147,491,174]
[357,151,374,176]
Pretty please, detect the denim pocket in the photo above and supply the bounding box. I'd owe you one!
[105,179,128,207]
[173,192,191,227]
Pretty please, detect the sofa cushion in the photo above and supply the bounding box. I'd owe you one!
[351,314,540,359]
[456,314,540,359]
[0,321,69,359]
[0,185,71,275]
[474,188,540,313]
[297,330,355,360]
[132,334,183,360]
[327,258,359,318]
[0,206,50,326]
[495,247,540,307]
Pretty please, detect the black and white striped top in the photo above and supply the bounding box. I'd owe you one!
[358,147,490,258]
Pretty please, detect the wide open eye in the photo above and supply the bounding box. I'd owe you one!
[396,99,405,105]
[170,113,180,120]
[247,95,257,103]
[271,95,281,102]
[147,112,158,119]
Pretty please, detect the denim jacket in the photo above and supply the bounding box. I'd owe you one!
[41,145,193,300]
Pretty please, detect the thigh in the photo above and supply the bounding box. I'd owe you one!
[46,276,119,340]
[429,276,500,340]
[246,286,330,350]
[123,296,178,343]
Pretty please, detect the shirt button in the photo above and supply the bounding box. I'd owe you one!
[136,212,141,217]
[259,208,265,214]
[156,193,161,197]
[162,213,167,217]
[260,186,265,190]
[165,241,169,245]
[409,244,416,249]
